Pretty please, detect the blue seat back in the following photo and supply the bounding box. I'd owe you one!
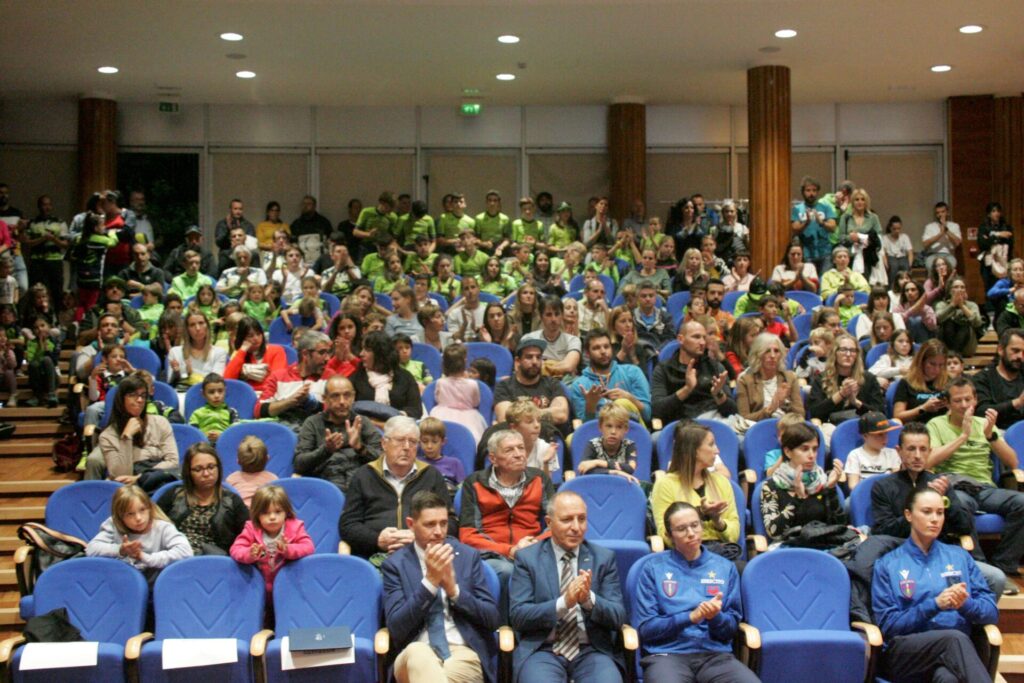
[125,346,162,376]
[865,342,890,368]
[319,292,341,318]
[658,340,679,363]
[33,557,147,643]
[1004,422,1024,460]
[656,419,740,479]
[375,292,394,311]
[268,316,319,346]
[786,339,810,370]
[886,379,899,417]
[427,292,449,312]
[721,290,743,314]
[45,481,123,540]
[569,419,652,482]
[129,294,144,309]
[272,555,381,641]
[269,478,344,554]
[423,420,477,479]
[561,475,647,540]
[152,381,179,410]
[846,314,861,336]
[411,343,443,382]
[830,417,901,467]
[848,475,880,528]
[785,290,823,313]
[792,312,813,341]
[153,556,264,639]
[216,422,297,478]
[666,292,691,328]
[170,423,208,462]
[465,342,514,380]
[422,380,493,420]
[281,344,298,363]
[625,552,660,623]
[183,378,258,421]
[742,548,852,632]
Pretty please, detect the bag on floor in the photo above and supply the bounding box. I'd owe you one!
[51,433,80,472]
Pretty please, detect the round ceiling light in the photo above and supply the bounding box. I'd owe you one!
[930,64,952,73]
[236,70,256,79]
[774,29,797,38]
[220,32,244,41]
[97,66,119,74]
[958,25,984,34]
[496,73,515,81]
[498,35,520,44]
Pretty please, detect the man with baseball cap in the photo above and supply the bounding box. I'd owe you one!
[166,225,216,278]
[493,338,570,428]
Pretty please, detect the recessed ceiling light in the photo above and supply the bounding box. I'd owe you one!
[496,73,515,81]
[220,32,244,41]
[930,64,952,73]
[97,66,119,74]
[497,35,520,44]
[774,29,797,39]
[236,70,256,79]
[958,24,984,34]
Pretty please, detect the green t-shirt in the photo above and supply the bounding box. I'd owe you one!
[431,277,462,302]
[356,207,398,241]
[170,272,214,300]
[928,415,1001,484]
[139,303,164,339]
[438,213,475,240]
[398,214,436,244]
[404,253,437,275]
[27,219,69,260]
[401,359,432,384]
[474,212,510,244]
[480,274,517,298]
[585,262,620,284]
[547,224,573,250]
[453,250,490,278]
[242,300,272,328]
[512,218,544,244]
[373,276,404,294]
[360,253,388,281]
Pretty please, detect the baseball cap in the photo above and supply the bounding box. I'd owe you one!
[515,337,547,356]
[858,411,900,435]
[184,225,202,236]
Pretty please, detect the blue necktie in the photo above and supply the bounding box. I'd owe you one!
[427,592,451,660]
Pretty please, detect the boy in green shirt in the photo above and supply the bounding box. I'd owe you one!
[453,230,489,278]
[404,234,438,275]
[474,190,511,255]
[360,233,397,281]
[188,373,240,444]
[353,191,398,255]
[398,199,435,248]
[137,282,165,340]
[511,196,545,249]
[437,193,475,254]
[26,317,58,407]
[394,334,433,389]
[584,243,620,284]
[545,201,575,256]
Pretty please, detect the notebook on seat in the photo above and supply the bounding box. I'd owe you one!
[288,626,353,653]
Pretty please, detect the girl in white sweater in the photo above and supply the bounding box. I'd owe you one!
[86,485,193,571]
[867,330,914,391]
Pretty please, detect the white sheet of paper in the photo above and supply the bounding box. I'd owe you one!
[19,642,99,670]
[280,636,355,671]
[162,638,239,670]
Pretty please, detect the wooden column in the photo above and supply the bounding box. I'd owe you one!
[747,66,791,276]
[948,95,994,300]
[78,98,117,208]
[994,96,1024,260]
[608,103,646,224]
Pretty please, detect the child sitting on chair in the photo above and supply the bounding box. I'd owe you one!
[225,435,277,507]
[188,373,239,444]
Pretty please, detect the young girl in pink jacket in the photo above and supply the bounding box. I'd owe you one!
[230,485,314,601]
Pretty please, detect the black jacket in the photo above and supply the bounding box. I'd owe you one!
[650,353,736,422]
[157,486,248,554]
[870,470,974,541]
[972,362,1024,431]
[338,458,454,558]
[348,365,423,419]
[294,412,383,491]
[807,370,885,423]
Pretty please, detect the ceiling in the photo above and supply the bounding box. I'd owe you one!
[1,0,1021,107]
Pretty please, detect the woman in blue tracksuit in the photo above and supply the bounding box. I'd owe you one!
[872,488,998,682]
[632,501,758,682]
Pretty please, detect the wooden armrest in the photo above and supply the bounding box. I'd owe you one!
[648,535,665,553]
[83,424,96,439]
[621,624,638,651]
[749,534,768,554]
[737,623,760,650]
[250,629,274,657]
[651,418,663,431]
[498,626,516,652]
[1013,469,1024,484]
[374,628,389,655]
[572,419,581,429]
[125,632,154,660]
[850,621,883,647]
[0,635,26,666]
[338,541,351,555]
[959,535,975,552]
[13,545,31,596]
[741,469,756,485]
[983,624,1002,647]
[652,469,665,482]
[72,383,85,394]
[563,471,576,482]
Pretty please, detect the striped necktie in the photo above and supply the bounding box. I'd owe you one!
[553,551,580,661]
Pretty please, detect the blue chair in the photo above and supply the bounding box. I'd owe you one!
[845,314,861,336]
[655,419,741,480]
[268,316,318,347]
[569,274,614,301]
[183,378,258,421]
[170,423,208,462]
[8,558,148,683]
[152,380,179,410]
[719,289,742,314]
[216,422,297,478]
[465,342,514,380]
[743,419,825,481]
[741,548,873,683]
[281,344,298,364]
[568,419,653,482]
[270,478,345,554]
[657,340,679,363]
[319,292,341,318]
[561,475,654,594]
[411,343,442,382]
[829,417,901,469]
[792,312,813,341]
[784,290,822,312]
[129,294,144,309]
[666,291,691,327]
[848,475,881,529]
[785,339,810,371]
[864,342,889,368]
[421,420,477,481]
[124,346,162,376]
[132,557,265,683]
[373,293,394,312]
[422,380,493,422]
[885,380,899,417]
[427,292,449,312]
[262,555,384,683]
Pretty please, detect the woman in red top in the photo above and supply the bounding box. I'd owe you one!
[223,315,289,395]
[322,312,362,379]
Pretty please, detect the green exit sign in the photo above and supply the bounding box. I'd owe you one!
[460,103,482,116]
[158,102,179,113]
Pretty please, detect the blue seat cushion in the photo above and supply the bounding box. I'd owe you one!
[14,642,126,683]
[758,629,866,683]
[139,640,252,683]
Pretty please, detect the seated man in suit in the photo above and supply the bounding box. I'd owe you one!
[633,501,758,683]
[382,490,501,683]
[508,490,626,683]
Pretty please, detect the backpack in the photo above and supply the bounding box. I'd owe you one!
[51,433,81,473]
[16,523,87,595]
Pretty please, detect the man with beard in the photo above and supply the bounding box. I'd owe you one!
[651,320,735,423]
[535,191,555,231]
[973,327,1024,430]
[290,194,333,263]
[494,338,570,427]
[255,329,331,429]
[704,278,734,337]
[521,296,582,379]
[790,175,837,278]
[570,329,650,424]
[119,242,168,294]
[295,375,382,492]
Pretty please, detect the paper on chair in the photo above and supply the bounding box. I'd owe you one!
[162,638,239,669]
[20,642,99,670]
[280,636,355,671]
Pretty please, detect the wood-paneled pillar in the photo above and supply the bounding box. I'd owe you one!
[608,102,645,224]
[78,97,117,208]
[948,95,994,300]
[994,96,1024,260]
[747,66,791,276]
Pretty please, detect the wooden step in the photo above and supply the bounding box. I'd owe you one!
[0,481,71,495]
[0,507,44,523]
[0,440,56,457]
[0,407,64,421]
[0,458,78,483]
[0,421,71,437]
[0,608,22,627]
[0,537,22,553]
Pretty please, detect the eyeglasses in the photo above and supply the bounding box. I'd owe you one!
[124,391,148,400]
[386,437,418,447]
[190,464,219,474]
[836,347,859,355]
[670,521,703,534]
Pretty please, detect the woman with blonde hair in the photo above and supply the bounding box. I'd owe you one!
[166,311,227,390]
[507,283,539,336]
[650,422,742,560]
[808,331,884,430]
[840,187,886,284]
[737,333,804,421]
[607,305,651,369]
[672,247,708,294]
[892,339,950,425]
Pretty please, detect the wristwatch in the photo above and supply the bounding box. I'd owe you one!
[987,432,998,442]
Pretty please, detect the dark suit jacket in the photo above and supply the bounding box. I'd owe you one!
[508,539,626,681]
[381,538,501,683]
